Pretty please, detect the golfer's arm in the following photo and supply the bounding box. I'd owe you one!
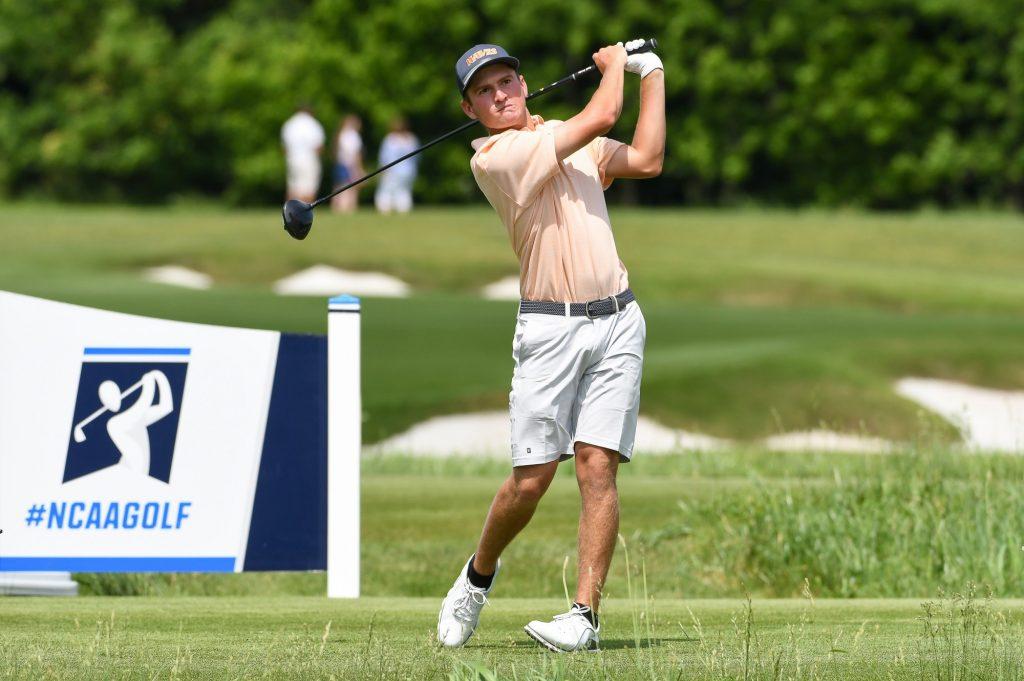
[605,70,665,179]
[554,63,625,162]
[147,372,174,421]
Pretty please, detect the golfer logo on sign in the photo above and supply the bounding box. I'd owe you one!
[64,349,189,484]
[73,371,174,476]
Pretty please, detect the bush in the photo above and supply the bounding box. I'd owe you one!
[1,0,1022,207]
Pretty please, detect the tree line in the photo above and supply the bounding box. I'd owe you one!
[1,0,1022,208]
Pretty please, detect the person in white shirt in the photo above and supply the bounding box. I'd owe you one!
[375,117,420,214]
[331,115,364,212]
[281,105,326,203]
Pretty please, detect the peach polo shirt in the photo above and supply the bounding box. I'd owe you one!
[471,115,628,303]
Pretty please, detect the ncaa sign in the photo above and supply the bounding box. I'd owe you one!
[0,293,280,572]
[0,291,362,598]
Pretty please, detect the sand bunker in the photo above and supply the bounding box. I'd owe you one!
[366,377,1024,457]
[480,275,521,301]
[763,429,892,454]
[365,410,902,457]
[143,265,212,290]
[896,377,1024,452]
[365,411,727,457]
[273,265,411,297]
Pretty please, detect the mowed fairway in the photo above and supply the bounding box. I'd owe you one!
[1,204,1023,442]
[4,595,1024,679]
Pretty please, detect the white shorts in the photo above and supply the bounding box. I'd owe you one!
[375,178,413,213]
[509,299,646,467]
[287,159,321,197]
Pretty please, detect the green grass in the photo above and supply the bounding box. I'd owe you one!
[3,592,1024,679]
[2,204,1023,442]
[4,204,1023,312]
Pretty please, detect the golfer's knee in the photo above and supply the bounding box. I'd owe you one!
[510,464,556,504]
[575,445,618,496]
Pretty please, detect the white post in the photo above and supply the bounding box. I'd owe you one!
[327,295,361,598]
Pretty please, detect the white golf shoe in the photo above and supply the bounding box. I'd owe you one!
[436,556,500,648]
[524,605,600,652]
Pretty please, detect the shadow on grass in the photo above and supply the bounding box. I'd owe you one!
[467,636,695,651]
[597,637,696,650]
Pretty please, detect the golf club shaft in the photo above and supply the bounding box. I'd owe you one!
[309,38,658,209]
[75,378,146,432]
[311,119,478,208]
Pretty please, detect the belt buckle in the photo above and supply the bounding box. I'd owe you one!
[585,295,617,319]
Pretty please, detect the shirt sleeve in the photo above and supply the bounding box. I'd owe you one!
[587,136,626,190]
[475,128,561,207]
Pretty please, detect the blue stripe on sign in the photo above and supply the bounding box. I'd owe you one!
[244,333,327,571]
[84,348,191,356]
[0,557,235,572]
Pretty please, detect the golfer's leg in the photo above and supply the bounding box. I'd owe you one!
[473,460,558,574]
[396,184,413,213]
[574,442,620,611]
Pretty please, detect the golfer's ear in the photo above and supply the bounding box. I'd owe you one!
[461,98,478,120]
[519,75,527,94]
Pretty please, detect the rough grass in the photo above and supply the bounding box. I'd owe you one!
[2,204,1023,442]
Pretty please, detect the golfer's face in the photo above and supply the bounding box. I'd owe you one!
[464,65,527,130]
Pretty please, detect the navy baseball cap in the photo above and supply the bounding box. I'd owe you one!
[455,44,520,95]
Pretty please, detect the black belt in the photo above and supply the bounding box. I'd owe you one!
[519,289,635,318]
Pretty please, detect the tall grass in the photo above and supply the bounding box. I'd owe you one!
[641,448,1024,597]
[77,448,1024,599]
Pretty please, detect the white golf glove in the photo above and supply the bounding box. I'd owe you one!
[623,38,663,79]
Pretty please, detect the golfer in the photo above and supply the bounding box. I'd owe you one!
[104,370,174,477]
[437,39,665,652]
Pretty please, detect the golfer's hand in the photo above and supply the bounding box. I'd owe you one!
[624,38,663,79]
[593,44,627,74]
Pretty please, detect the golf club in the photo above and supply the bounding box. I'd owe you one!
[72,377,146,443]
[282,38,658,240]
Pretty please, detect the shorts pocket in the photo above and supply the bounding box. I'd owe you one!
[513,315,567,379]
[511,408,559,463]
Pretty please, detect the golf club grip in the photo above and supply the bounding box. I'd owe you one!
[628,38,658,55]
[526,38,659,101]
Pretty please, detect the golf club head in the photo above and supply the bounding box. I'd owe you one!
[282,199,314,240]
[73,426,86,443]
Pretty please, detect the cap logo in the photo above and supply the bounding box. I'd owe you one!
[465,48,498,66]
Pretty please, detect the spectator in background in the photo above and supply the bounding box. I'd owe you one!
[375,117,420,214]
[281,104,325,203]
[331,115,364,213]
